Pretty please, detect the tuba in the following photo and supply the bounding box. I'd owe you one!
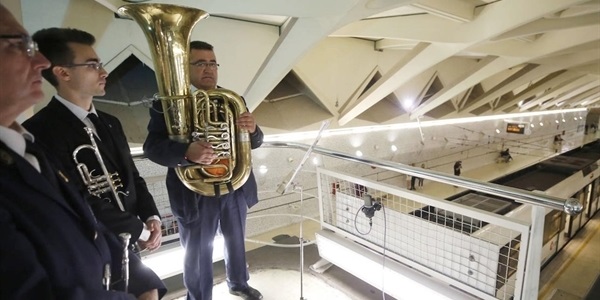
[118,4,252,197]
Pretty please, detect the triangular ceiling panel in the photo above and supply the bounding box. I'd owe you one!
[254,96,332,131]
[356,93,404,123]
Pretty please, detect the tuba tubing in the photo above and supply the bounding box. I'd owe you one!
[118,4,253,197]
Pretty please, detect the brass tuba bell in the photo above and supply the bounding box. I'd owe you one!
[118,4,252,196]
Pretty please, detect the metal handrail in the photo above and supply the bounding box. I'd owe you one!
[263,141,583,215]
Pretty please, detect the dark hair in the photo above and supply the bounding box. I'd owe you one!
[190,41,214,51]
[32,28,96,86]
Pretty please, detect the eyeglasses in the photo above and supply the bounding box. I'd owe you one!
[0,34,39,57]
[190,61,219,69]
[60,62,104,71]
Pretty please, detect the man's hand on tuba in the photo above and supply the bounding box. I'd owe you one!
[236,112,256,133]
[185,141,216,165]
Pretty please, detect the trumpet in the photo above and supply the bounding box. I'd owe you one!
[101,232,131,292]
[119,232,131,293]
[73,127,127,211]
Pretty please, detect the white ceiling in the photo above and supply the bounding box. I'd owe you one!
[95,0,600,130]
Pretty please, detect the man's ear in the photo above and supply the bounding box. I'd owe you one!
[52,66,70,81]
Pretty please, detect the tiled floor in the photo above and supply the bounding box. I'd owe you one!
[166,134,600,300]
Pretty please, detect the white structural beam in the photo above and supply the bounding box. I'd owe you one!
[567,88,600,107]
[495,71,580,112]
[541,82,600,109]
[339,0,587,125]
[94,0,414,111]
[520,75,596,111]
[492,12,600,41]
[411,25,600,118]
[411,0,475,23]
[465,49,600,113]
[330,14,459,43]
[460,64,540,113]
[243,0,415,110]
[576,93,600,106]
[411,56,501,117]
[97,0,368,17]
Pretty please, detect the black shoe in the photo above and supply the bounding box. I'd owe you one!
[229,286,263,300]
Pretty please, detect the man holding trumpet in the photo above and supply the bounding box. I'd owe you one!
[23,27,162,253]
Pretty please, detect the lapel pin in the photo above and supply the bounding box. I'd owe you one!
[58,170,70,183]
[0,149,14,166]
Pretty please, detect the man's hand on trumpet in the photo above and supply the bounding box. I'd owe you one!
[139,219,162,251]
[137,289,159,300]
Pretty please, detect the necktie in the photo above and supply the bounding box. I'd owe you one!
[25,140,58,187]
[87,113,115,152]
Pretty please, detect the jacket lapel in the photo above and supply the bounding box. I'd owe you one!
[47,98,120,168]
[0,143,77,216]
[93,113,123,169]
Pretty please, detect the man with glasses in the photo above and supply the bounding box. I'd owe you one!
[23,28,163,254]
[0,5,165,299]
[144,41,264,300]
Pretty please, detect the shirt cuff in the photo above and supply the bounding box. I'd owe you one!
[146,215,161,223]
[139,228,151,242]
[138,216,161,242]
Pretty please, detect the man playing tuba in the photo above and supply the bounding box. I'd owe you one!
[144,41,264,300]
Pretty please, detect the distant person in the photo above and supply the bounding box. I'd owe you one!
[500,148,512,162]
[554,134,563,143]
[409,163,417,190]
[553,134,563,153]
[453,161,462,176]
[418,163,425,188]
[410,175,417,190]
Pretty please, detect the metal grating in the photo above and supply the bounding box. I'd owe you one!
[318,169,529,300]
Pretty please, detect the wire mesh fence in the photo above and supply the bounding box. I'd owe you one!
[317,168,530,300]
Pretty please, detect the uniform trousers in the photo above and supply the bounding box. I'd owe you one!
[179,191,249,300]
